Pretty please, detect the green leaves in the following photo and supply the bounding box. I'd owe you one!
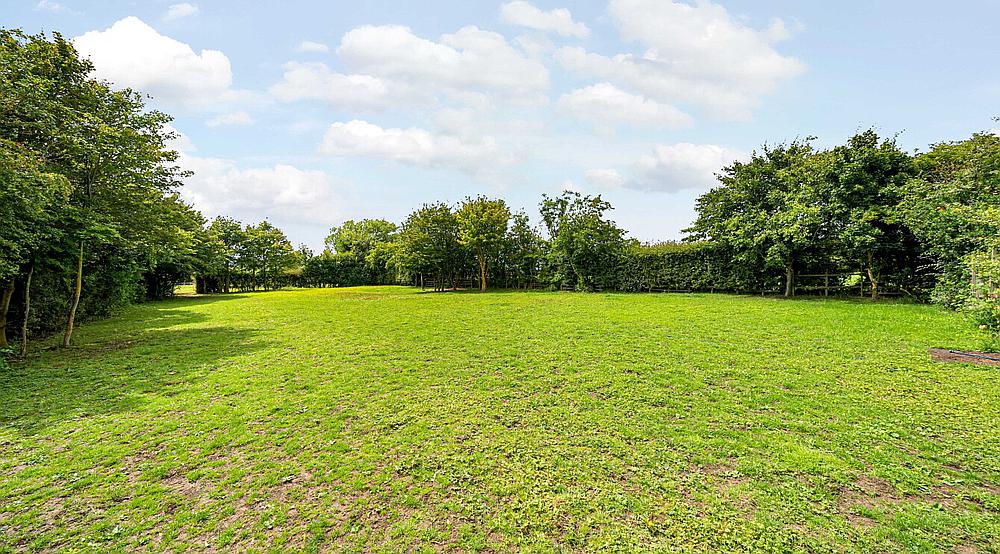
[456,196,510,254]
[688,132,920,297]
[457,196,511,290]
[0,139,72,281]
[1,28,199,336]
[326,219,398,259]
[394,203,463,288]
[541,191,626,290]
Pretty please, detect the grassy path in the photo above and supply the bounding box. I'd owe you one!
[1,288,998,552]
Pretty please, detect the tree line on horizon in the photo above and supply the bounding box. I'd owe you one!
[2,28,999,356]
[191,127,1000,348]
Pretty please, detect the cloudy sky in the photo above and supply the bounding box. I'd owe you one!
[10,1,1000,250]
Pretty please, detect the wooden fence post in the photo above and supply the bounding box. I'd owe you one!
[991,247,996,295]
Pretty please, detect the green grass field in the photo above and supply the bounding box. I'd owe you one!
[1,287,998,552]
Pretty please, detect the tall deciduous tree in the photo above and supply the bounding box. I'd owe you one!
[503,211,543,289]
[821,130,915,298]
[0,140,70,348]
[1,29,186,346]
[687,140,820,297]
[208,217,246,293]
[241,221,297,291]
[325,219,398,284]
[395,203,463,291]
[540,191,627,290]
[326,219,397,258]
[457,196,510,291]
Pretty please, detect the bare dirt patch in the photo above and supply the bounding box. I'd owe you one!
[837,474,901,527]
[161,474,206,500]
[929,349,1000,366]
[835,473,985,529]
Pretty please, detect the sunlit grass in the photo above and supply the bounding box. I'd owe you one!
[1,287,997,552]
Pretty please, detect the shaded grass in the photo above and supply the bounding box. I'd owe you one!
[1,287,998,552]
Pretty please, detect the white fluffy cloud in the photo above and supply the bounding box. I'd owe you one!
[610,0,802,89]
[500,1,589,38]
[629,143,744,192]
[319,120,503,175]
[554,47,747,119]
[269,62,428,111]
[180,155,341,225]
[513,33,555,58]
[205,111,254,127]
[35,0,78,14]
[163,123,195,153]
[338,25,549,104]
[296,40,329,53]
[584,168,625,188]
[164,3,199,21]
[74,17,241,110]
[556,0,803,120]
[164,126,342,226]
[557,82,692,129]
[276,25,550,110]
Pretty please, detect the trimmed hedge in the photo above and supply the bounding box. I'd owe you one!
[617,242,777,293]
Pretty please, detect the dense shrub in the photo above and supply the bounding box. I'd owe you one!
[617,242,777,293]
[301,253,384,288]
[6,247,147,339]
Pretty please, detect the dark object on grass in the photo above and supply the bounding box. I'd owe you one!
[929,348,1000,366]
[948,350,1000,362]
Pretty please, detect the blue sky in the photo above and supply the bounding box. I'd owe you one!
[9,0,1000,250]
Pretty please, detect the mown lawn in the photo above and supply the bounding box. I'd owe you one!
[1,287,998,552]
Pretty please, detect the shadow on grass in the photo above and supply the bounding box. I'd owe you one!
[162,292,252,304]
[412,288,923,305]
[0,303,270,435]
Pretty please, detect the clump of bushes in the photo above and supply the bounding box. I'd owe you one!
[965,250,1000,351]
[967,296,1000,351]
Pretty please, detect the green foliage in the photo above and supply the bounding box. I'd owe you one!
[901,132,1000,306]
[966,297,1000,351]
[240,221,298,291]
[191,217,302,293]
[963,247,1000,350]
[325,219,397,259]
[456,196,511,290]
[0,138,71,282]
[617,242,772,293]
[0,27,193,347]
[393,203,466,290]
[820,130,916,296]
[301,252,374,287]
[541,191,627,290]
[497,211,544,288]
[688,131,931,299]
[687,139,821,296]
[323,219,398,284]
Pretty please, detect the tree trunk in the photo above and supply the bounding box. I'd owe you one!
[20,263,33,357]
[784,259,795,297]
[866,253,879,300]
[63,240,84,348]
[991,247,996,296]
[0,280,14,349]
[479,254,487,292]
